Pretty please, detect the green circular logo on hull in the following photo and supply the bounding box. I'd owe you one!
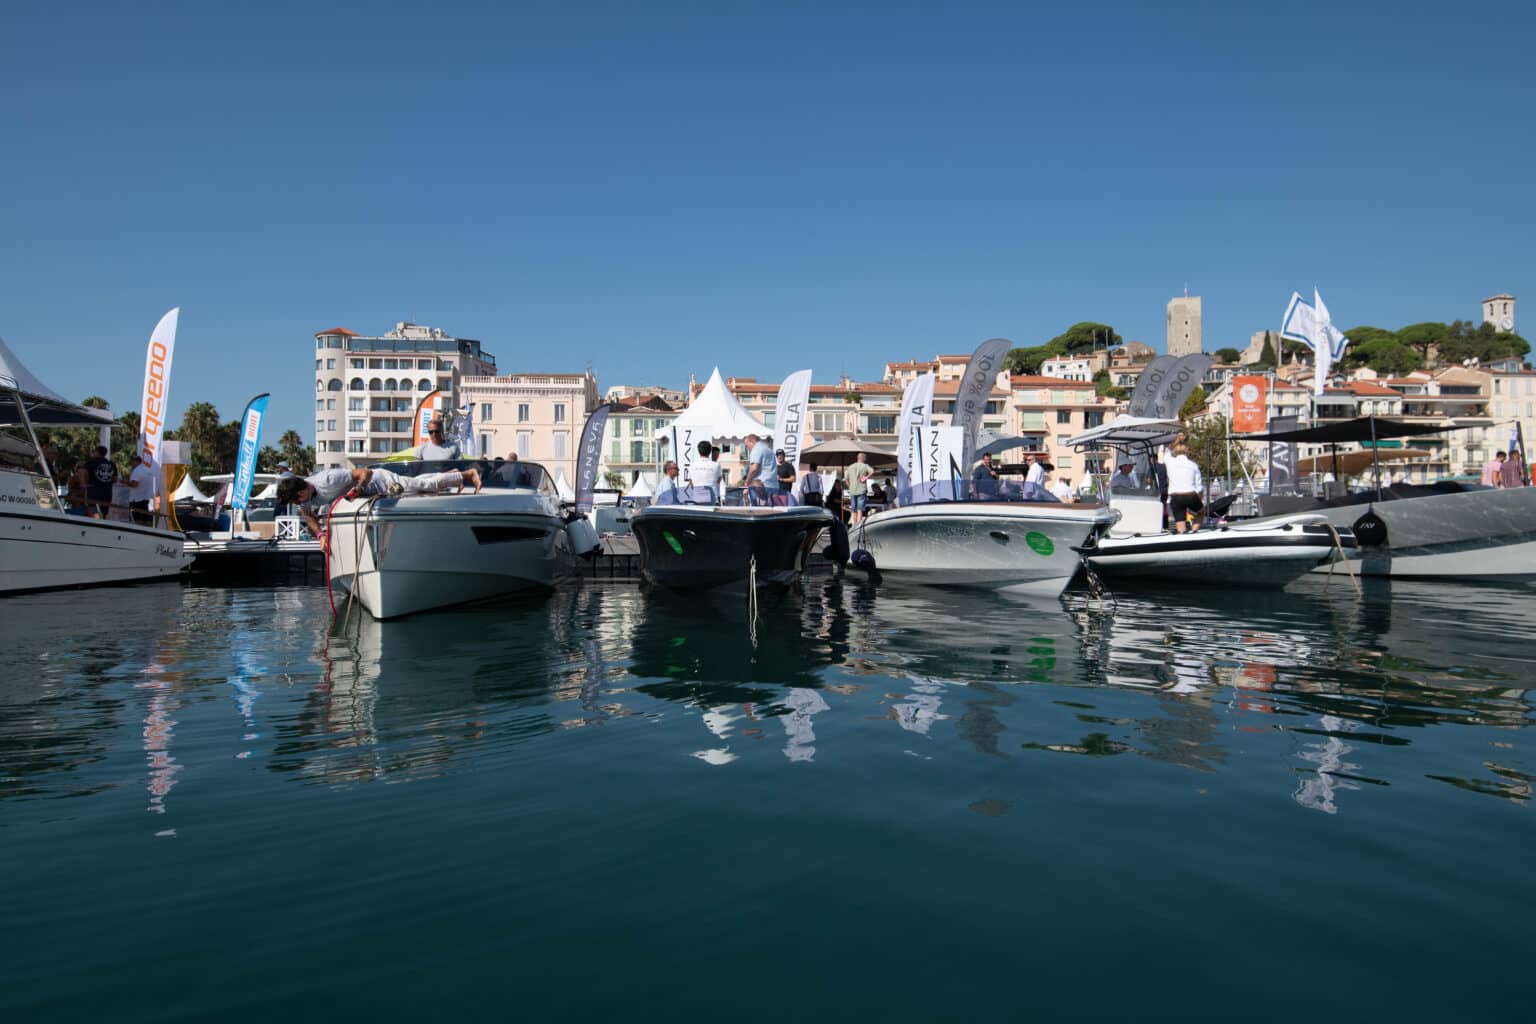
[1025,531,1054,556]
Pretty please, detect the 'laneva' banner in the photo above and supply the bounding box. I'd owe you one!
[232,393,269,511]
[138,308,179,464]
[1231,375,1268,433]
[773,369,812,471]
[895,372,936,504]
[574,405,610,513]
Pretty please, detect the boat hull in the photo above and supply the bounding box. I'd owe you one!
[0,500,190,595]
[327,492,578,619]
[1086,516,1348,587]
[857,502,1117,596]
[631,504,833,591]
[1262,486,1536,581]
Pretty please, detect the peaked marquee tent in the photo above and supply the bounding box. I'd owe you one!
[653,368,768,443]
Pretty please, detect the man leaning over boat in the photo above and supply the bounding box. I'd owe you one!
[276,465,482,551]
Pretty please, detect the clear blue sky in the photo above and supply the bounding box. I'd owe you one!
[4,1,1532,440]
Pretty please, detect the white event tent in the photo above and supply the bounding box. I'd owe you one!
[553,470,576,502]
[628,472,655,498]
[171,474,211,503]
[653,368,768,444]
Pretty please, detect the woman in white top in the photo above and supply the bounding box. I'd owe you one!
[1164,440,1204,533]
[686,439,722,502]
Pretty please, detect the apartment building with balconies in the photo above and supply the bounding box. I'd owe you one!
[313,322,496,470]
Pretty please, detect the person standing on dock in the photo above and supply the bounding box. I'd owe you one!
[420,419,462,460]
[774,449,796,492]
[845,452,873,526]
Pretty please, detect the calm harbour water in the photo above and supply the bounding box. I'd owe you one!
[2,572,1533,1021]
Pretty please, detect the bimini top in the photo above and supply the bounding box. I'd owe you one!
[1,334,118,427]
[1238,416,1454,444]
[1066,415,1184,450]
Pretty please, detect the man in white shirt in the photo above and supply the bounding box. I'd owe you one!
[126,453,155,525]
[1164,440,1205,533]
[277,465,481,549]
[686,439,722,502]
[1024,452,1046,488]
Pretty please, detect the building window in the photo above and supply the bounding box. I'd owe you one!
[393,418,412,432]
[1056,409,1072,424]
[555,431,569,459]
[327,379,342,392]
[369,378,382,391]
[349,397,364,411]
[480,403,493,421]
[517,431,532,457]
[630,440,645,463]
[326,399,336,410]
[554,403,566,422]
[315,398,324,410]
[348,440,364,453]
[326,358,336,370]
[317,338,325,350]
[861,414,896,434]
[351,358,364,369]
[351,378,365,391]
[315,359,322,370]
[382,358,397,370]
[517,403,530,422]
[347,418,363,431]
[1085,411,1105,428]
[316,419,325,434]
[611,440,622,459]
[418,359,433,370]
[419,379,432,391]
[394,399,411,412]
[812,411,843,433]
[368,358,382,369]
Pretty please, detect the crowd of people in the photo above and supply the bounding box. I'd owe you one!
[54,445,158,523]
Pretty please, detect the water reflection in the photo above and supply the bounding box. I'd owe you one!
[0,574,1530,819]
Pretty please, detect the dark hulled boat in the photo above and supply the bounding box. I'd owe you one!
[630,486,834,591]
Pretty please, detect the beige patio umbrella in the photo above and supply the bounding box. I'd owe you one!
[1297,447,1432,477]
[800,438,898,468]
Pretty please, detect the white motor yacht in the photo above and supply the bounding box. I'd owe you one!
[856,492,1119,596]
[1068,416,1353,588]
[1,338,192,595]
[326,460,590,619]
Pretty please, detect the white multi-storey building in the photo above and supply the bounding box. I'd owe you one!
[313,322,496,469]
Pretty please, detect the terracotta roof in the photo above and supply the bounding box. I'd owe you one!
[1008,375,1094,388]
[315,327,358,337]
[936,354,970,363]
[885,360,937,371]
[1346,381,1400,396]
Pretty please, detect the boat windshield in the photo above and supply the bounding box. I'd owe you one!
[908,478,1067,504]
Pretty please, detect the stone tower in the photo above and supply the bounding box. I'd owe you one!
[1483,294,1515,332]
[1167,295,1202,356]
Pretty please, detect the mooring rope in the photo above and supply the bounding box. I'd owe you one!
[1323,522,1361,598]
[747,554,759,649]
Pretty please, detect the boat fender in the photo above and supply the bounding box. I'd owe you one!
[851,549,876,571]
[1352,510,1388,547]
[564,516,602,558]
[825,520,850,566]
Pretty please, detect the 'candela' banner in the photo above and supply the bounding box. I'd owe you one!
[1231,375,1268,433]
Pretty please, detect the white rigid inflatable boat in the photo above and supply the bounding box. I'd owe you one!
[326,460,594,619]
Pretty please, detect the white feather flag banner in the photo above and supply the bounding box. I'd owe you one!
[1281,289,1352,397]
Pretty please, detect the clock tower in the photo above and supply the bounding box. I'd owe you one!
[1482,293,1515,333]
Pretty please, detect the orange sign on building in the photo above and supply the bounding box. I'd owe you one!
[1231,375,1268,433]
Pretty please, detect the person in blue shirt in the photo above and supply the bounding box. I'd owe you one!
[742,433,775,490]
